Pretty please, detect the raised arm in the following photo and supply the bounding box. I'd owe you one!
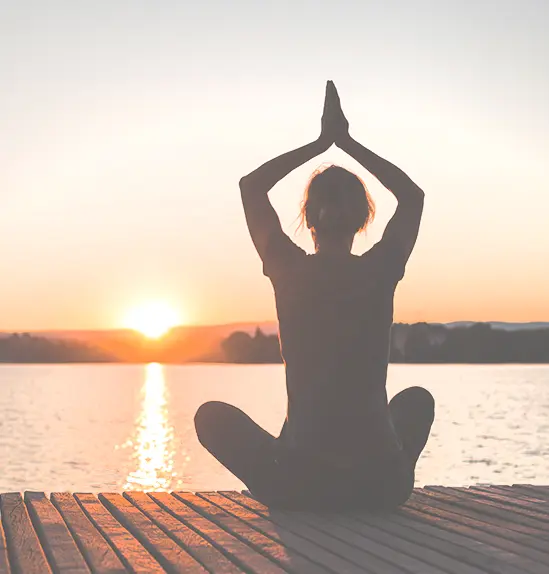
[240,83,336,261]
[339,136,424,263]
[328,82,424,266]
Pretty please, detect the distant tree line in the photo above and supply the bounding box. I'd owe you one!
[0,333,114,363]
[0,329,219,364]
[220,323,549,364]
[389,322,549,363]
[221,328,282,363]
[2,323,548,364]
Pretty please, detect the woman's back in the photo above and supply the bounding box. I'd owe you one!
[265,235,405,457]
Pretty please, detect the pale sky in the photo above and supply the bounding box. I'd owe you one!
[1,0,548,330]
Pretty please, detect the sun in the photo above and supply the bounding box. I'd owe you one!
[125,302,181,339]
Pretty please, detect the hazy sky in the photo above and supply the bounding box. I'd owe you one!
[1,0,548,330]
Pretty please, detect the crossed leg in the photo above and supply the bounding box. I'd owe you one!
[194,401,284,500]
[388,386,435,468]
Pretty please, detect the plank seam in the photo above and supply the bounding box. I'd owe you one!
[0,513,11,574]
[174,492,292,574]
[74,493,144,573]
[221,492,390,574]
[327,512,489,574]
[194,492,338,574]
[414,491,549,542]
[25,495,65,574]
[122,492,239,574]
[442,488,549,525]
[1,509,18,574]
[396,503,549,572]
[234,493,443,574]
[50,493,121,574]
[99,493,205,574]
[49,494,93,573]
[152,493,260,574]
[216,491,370,574]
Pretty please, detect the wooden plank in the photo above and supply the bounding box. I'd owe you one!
[274,506,448,574]
[430,487,549,526]
[472,485,549,502]
[497,485,549,499]
[24,492,90,574]
[379,507,531,573]
[512,485,549,500]
[203,491,367,574]
[0,514,11,574]
[75,493,163,574]
[186,492,333,574]
[124,492,242,574]
[346,511,524,574]
[223,491,389,574]
[329,512,488,574]
[466,486,549,512]
[99,493,207,574]
[399,504,547,574]
[150,492,285,574]
[51,493,126,574]
[0,493,51,574]
[411,491,549,551]
[419,489,549,535]
[400,498,549,573]
[498,485,549,502]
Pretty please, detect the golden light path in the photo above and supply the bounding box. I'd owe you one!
[124,363,176,491]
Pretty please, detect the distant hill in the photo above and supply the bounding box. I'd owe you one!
[2,320,546,338]
[1,320,546,344]
[21,321,279,341]
[443,322,549,331]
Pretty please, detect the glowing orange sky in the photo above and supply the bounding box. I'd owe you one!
[1,1,548,330]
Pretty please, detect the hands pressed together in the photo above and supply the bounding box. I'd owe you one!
[319,80,351,150]
[240,78,423,259]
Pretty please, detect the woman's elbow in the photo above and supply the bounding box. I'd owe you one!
[397,184,424,206]
[239,175,253,196]
[410,181,425,201]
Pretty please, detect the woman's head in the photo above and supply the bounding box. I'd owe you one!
[300,165,375,244]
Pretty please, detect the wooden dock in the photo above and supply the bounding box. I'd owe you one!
[0,485,548,573]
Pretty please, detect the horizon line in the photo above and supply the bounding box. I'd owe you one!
[1,319,549,335]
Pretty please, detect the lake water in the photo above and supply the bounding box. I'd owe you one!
[1,364,548,493]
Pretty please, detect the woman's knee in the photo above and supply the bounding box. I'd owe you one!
[393,386,434,409]
[194,401,231,446]
[408,386,434,408]
[390,386,435,425]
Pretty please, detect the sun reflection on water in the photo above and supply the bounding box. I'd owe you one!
[123,363,176,491]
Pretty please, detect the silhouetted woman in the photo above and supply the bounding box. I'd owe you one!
[195,81,434,510]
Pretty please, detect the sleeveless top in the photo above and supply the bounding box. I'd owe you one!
[262,232,407,463]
